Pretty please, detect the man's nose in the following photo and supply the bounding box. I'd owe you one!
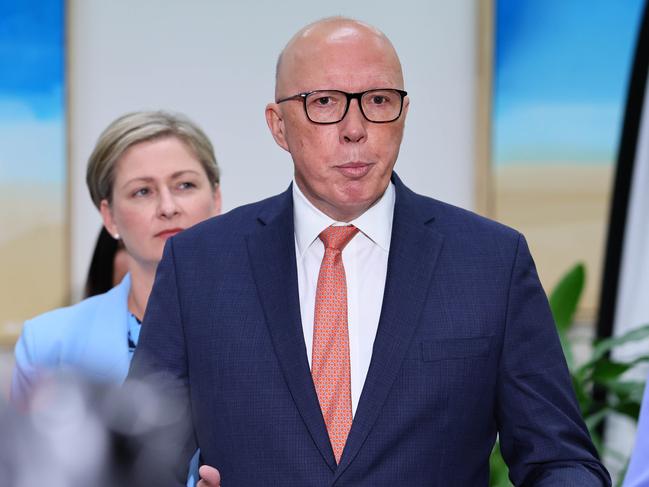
[339,99,368,143]
[157,188,180,218]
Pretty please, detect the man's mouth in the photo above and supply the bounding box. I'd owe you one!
[335,162,373,178]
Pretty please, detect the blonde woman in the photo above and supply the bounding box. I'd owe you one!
[12,111,221,485]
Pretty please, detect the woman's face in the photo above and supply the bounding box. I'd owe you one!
[100,136,221,271]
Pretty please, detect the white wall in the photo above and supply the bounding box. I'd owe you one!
[68,0,478,299]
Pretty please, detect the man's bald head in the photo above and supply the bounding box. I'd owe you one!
[274,17,404,99]
[265,17,409,222]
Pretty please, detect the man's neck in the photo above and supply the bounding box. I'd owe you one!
[293,180,387,223]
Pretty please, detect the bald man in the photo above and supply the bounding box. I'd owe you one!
[132,17,610,486]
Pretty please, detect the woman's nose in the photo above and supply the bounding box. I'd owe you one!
[157,189,180,218]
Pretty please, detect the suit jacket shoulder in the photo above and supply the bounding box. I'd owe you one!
[392,174,522,261]
[176,187,291,245]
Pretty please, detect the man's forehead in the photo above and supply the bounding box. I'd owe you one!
[276,18,402,95]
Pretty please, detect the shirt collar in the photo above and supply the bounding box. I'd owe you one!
[293,179,395,258]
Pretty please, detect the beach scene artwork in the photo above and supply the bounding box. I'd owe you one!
[0,0,67,351]
[493,0,645,319]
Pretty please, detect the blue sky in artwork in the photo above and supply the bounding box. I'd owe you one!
[0,0,65,183]
[493,0,645,166]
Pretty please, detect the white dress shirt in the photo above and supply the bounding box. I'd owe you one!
[293,180,395,416]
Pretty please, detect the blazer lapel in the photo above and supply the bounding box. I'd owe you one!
[78,274,132,382]
[246,186,337,471]
[333,175,444,480]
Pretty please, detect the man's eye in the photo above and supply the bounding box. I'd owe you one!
[315,96,332,106]
[371,95,388,105]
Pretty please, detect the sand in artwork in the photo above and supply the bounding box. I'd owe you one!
[494,164,614,321]
[0,184,68,348]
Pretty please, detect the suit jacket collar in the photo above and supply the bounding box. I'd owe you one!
[246,188,338,470]
[332,173,444,479]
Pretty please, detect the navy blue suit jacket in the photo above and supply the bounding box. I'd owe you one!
[132,174,609,486]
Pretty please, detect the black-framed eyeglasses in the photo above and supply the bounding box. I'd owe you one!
[276,88,408,124]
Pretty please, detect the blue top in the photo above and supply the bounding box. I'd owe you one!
[127,312,141,361]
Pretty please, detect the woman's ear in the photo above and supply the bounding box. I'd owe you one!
[99,200,119,239]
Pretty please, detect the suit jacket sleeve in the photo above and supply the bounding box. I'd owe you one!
[129,239,197,487]
[496,235,611,486]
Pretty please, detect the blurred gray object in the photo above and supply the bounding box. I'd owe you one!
[0,373,188,487]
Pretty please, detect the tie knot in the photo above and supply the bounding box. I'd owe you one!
[319,225,359,251]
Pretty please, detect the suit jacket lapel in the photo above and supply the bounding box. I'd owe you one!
[246,186,337,471]
[333,175,444,480]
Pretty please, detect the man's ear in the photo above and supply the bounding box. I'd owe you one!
[401,95,410,121]
[99,199,119,238]
[265,103,290,152]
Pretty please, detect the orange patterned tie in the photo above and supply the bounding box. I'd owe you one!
[312,224,359,464]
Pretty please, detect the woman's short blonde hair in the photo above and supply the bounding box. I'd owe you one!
[86,111,220,208]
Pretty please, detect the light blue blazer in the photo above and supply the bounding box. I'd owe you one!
[13,274,133,402]
[12,274,198,486]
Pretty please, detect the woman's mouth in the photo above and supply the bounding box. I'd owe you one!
[155,228,184,239]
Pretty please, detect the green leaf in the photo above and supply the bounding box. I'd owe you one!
[592,356,649,383]
[592,360,633,382]
[489,442,513,487]
[605,381,646,404]
[591,324,649,362]
[572,376,592,416]
[612,401,641,420]
[584,407,613,433]
[549,263,585,335]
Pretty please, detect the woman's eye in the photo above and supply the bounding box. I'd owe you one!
[178,181,196,190]
[133,187,150,197]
